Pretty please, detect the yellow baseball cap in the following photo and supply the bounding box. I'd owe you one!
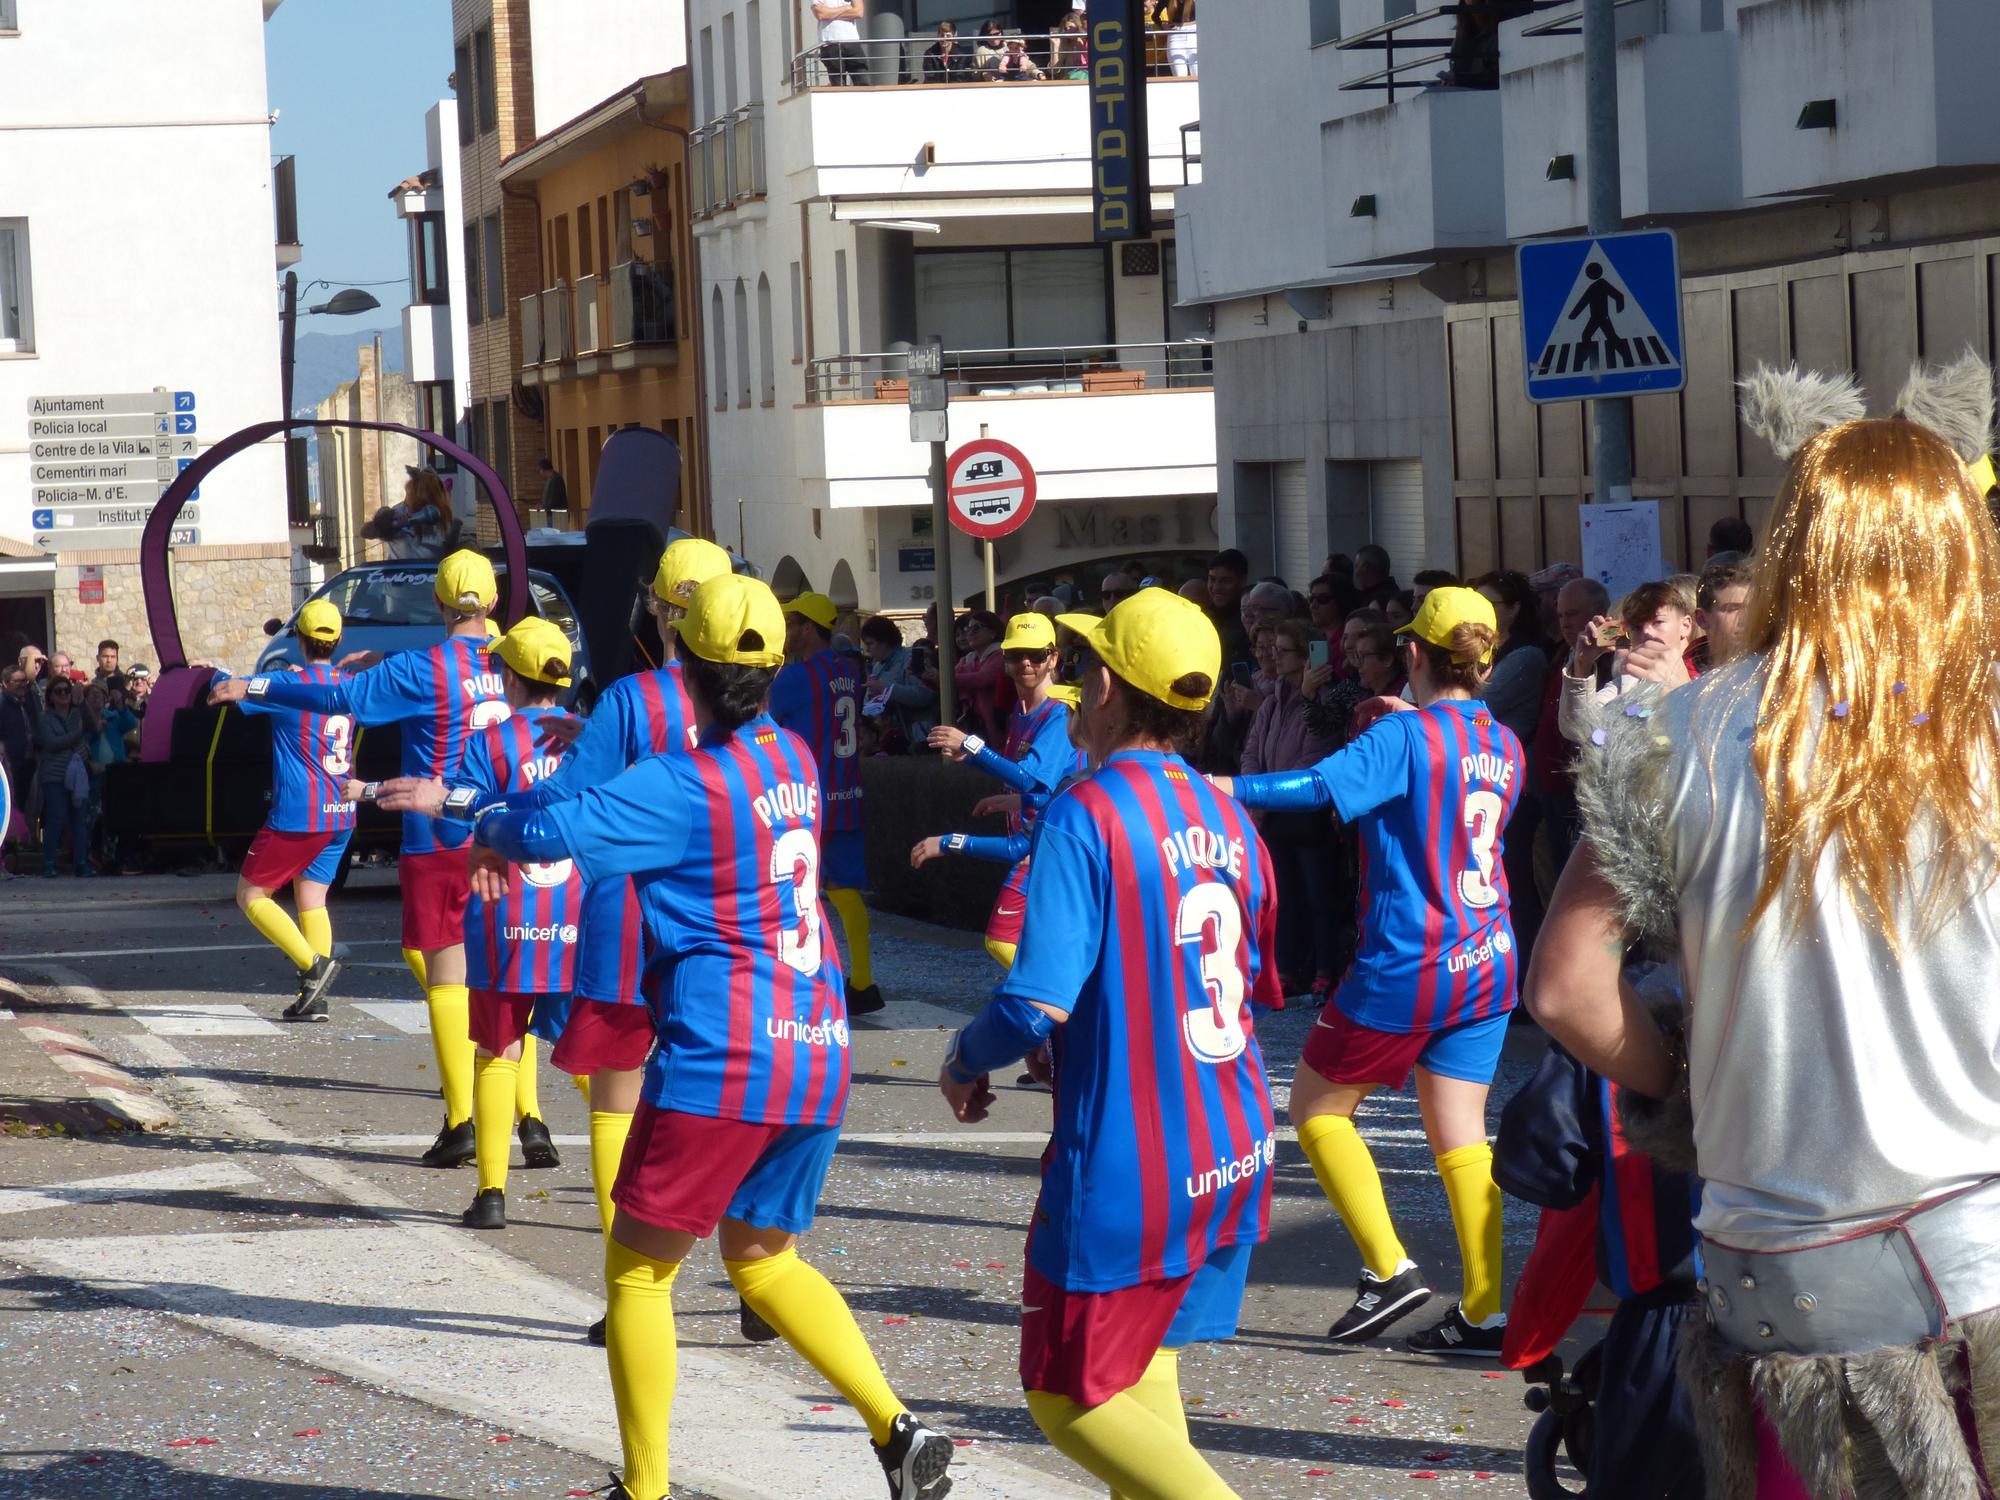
[483,618,502,641]
[1000,613,1056,652]
[1079,587,1220,711]
[1969,454,1997,497]
[653,536,733,607]
[296,598,342,642]
[1053,611,1100,638]
[677,574,787,667]
[783,592,839,630]
[434,549,498,612]
[1048,683,1082,710]
[496,616,573,686]
[1396,584,1497,664]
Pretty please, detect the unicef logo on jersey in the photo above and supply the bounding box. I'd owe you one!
[766,1015,851,1049]
[559,923,578,945]
[1493,930,1513,956]
[521,858,574,889]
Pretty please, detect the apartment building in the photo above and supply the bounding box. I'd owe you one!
[391,100,474,494]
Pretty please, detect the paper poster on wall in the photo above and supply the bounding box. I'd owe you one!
[1579,500,1664,607]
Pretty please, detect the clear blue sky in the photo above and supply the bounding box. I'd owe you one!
[267,0,453,329]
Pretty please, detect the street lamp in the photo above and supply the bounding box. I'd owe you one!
[279,273,383,538]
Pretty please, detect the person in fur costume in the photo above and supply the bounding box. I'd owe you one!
[1527,355,2000,1500]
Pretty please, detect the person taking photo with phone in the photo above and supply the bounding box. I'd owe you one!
[1556,579,1694,745]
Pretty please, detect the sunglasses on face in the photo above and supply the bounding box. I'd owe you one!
[1004,649,1052,666]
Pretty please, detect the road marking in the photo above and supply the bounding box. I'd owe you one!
[351,1001,430,1033]
[123,1003,281,1037]
[0,1161,260,1217]
[0,940,401,963]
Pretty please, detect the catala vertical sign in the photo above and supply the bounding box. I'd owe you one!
[1087,0,1151,240]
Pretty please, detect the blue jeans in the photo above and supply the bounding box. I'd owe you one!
[41,788,86,873]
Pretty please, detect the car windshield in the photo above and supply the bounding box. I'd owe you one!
[303,567,582,663]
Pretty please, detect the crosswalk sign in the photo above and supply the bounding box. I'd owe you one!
[1518,228,1684,403]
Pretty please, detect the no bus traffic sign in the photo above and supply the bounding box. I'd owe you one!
[945,438,1037,540]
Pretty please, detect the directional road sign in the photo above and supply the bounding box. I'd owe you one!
[26,389,194,417]
[33,481,171,506]
[31,413,193,440]
[32,457,181,484]
[945,438,1037,539]
[32,525,197,554]
[32,436,185,461]
[33,504,197,531]
[1517,228,1684,403]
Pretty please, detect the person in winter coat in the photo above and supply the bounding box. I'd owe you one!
[34,674,90,876]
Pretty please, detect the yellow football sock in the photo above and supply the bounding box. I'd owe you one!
[574,1073,592,1105]
[247,897,315,972]
[473,1055,519,1194]
[1025,1384,1239,1500]
[983,938,1017,969]
[425,983,475,1127]
[825,887,874,991]
[590,1109,634,1236]
[1124,1348,1187,1442]
[1437,1141,1504,1325]
[605,1238,680,1500]
[725,1248,903,1445]
[402,947,429,990]
[515,1033,542,1123]
[1297,1113,1408,1280]
[298,907,333,959]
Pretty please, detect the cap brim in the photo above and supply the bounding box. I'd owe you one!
[1052,612,1100,636]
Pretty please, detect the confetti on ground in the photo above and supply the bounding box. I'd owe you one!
[1379,1399,1407,1408]
[294,1428,321,1437]
[490,1433,512,1443]
[812,1404,834,1412]
[1411,1472,1438,1480]
[883,1316,910,1325]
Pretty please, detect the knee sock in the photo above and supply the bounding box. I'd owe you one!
[605,1238,680,1500]
[1025,1382,1239,1500]
[725,1248,903,1445]
[473,1055,519,1194]
[1297,1114,1408,1280]
[1437,1141,1504,1325]
[983,938,1017,969]
[299,907,333,959]
[1123,1348,1187,1443]
[425,983,475,1127]
[515,1034,542,1122]
[590,1109,634,1236]
[403,947,429,991]
[247,898,315,972]
[825,887,874,990]
[573,1073,592,1105]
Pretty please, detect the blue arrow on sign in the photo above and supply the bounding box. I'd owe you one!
[32,509,52,530]
[177,458,193,471]
[174,413,197,433]
[174,391,196,412]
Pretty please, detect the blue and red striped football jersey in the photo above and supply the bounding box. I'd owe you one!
[1003,696,1082,842]
[1316,700,1525,1033]
[543,714,850,1126]
[453,705,583,995]
[770,648,865,833]
[238,663,357,836]
[998,750,1280,1292]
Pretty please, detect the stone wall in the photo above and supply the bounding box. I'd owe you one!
[51,545,293,675]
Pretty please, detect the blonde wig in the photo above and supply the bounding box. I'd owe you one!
[1746,417,2000,943]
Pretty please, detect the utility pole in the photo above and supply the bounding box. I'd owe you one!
[930,436,956,726]
[1583,0,1631,503]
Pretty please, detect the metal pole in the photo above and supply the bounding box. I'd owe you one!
[979,421,996,610]
[930,438,957,727]
[280,270,298,419]
[1583,0,1631,503]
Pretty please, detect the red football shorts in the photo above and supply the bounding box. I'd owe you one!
[984,865,1029,952]
[550,997,654,1075]
[1018,1261,1196,1407]
[1302,1006,1513,1091]
[398,847,471,952]
[469,989,537,1056]
[613,1104,838,1237]
[240,828,337,891]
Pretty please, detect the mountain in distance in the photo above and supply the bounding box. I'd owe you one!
[289,323,405,417]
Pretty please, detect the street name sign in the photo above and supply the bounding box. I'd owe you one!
[1517,229,1684,402]
[32,525,198,554]
[26,390,195,417]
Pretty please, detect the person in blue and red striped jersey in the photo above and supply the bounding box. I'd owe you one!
[912,611,1084,968]
[1212,585,1526,1358]
[771,591,884,1014]
[382,617,584,1231]
[938,587,1280,1500]
[231,596,355,1022]
[211,549,513,1170]
[470,574,956,1500]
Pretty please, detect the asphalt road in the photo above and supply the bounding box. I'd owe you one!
[0,871,1584,1499]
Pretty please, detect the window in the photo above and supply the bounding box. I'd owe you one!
[469,400,490,460]
[454,38,475,145]
[747,1,765,103]
[712,287,728,409]
[723,13,740,113]
[414,212,448,305]
[914,246,1111,359]
[757,274,776,403]
[475,26,498,134]
[734,279,752,406]
[491,399,512,492]
[596,194,610,278]
[788,261,804,363]
[699,26,716,122]
[0,220,33,353]
[483,213,504,318]
[834,248,850,357]
[463,224,482,325]
[0,1,18,31]
[577,202,594,278]
[1310,0,1342,46]
[417,381,458,462]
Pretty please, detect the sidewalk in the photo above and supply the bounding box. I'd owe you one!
[0,977,174,1135]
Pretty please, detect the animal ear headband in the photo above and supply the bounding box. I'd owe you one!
[1738,354,1997,490]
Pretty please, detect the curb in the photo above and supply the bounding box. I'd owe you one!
[0,981,176,1134]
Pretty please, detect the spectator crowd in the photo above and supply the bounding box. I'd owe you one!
[810,0,1195,87]
[0,635,148,879]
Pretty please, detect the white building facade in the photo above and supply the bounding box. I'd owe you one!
[0,0,292,667]
[688,1,1213,612]
[393,101,475,463]
[1181,0,2000,584]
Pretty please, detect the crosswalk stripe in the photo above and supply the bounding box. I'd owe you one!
[0,1161,260,1217]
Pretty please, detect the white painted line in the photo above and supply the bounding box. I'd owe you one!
[0,940,402,963]
[0,1161,260,1218]
[351,1001,430,1034]
[123,1003,281,1037]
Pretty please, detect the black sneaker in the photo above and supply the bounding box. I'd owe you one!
[873,1411,953,1499]
[462,1187,506,1229]
[283,993,329,1023]
[1404,1301,1507,1358]
[740,1297,780,1343]
[847,983,886,1016]
[591,1474,641,1500]
[586,1315,607,1347]
[420,1117,476,1168]
[282,954,340,1020]
[1327,1261,1432,1342]
[518,1116,561,1169]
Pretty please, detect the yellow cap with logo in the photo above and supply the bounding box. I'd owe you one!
[783,592,839,629]
[1000,612,1056,652]
[653,536,733,607]
[1080,587,1220,711]
[1396,584,1497,664]
[496,616,573,686]
[434,548,498,612]
[677,574,788,667]
[296,598,342,642]
[1052,610,1101,639]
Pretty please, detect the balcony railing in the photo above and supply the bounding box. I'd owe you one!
[807,340,1213,404]
[1334,2,1571,100]
[539,280,573,364]
[690,102,767,220]
[609,259,675,345]
[790,29,1192,90]
[575,272,602,355]
[519,289,543,364]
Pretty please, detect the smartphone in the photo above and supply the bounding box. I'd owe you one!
[1230,661,1255,688]
[1308,639,1331,671]
[1594,620,1627,649]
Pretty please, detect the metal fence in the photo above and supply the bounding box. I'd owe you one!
[789,29,1194,90]
[806,340,1213,404]
[690,102,767,220]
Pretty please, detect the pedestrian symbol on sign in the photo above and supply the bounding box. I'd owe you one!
[1518,228,1685,403]
[1541,255,1675,378]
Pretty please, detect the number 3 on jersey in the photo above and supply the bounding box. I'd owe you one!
[772,827,823,975]
[1177,882,1249,1064]
[320,715,355,778]
[1458,789,1504,909]
[832,696,857,759]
